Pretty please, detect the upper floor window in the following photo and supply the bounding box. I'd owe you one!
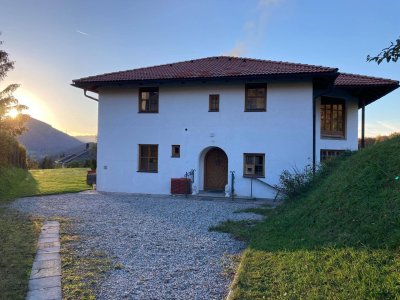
[321,97,345,138]
[139,87,159,113]
[138,144,158,172]
[243,153,265,177]
[245,84,267,112]
[209,94,220,112]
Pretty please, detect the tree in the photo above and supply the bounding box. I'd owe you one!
[0,36,28,136]
[367,36,400,64]
[40,156,54,169]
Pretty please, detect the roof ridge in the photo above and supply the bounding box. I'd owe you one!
[216,55,338,71]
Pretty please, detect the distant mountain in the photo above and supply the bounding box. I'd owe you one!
[18,117,84,159]
[74,135,97,143]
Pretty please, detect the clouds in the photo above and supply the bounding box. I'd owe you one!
[225,0,283,56]
[76,30,89,36]
[364,120,400,137]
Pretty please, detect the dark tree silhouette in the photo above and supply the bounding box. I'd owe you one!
[0,35,28,136]
[367,37,400,64]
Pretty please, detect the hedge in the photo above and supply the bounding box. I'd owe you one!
[0,131,27,169]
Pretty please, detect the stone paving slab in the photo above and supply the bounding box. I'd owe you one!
[27,220,62,300]
[35,253,60,262]
[26,286,62,300]
[38,237,59,243]
[28,276,61,290]
[32,259,61,270]
[30,266,61,279]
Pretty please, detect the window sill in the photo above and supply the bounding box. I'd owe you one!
[137,170,158,173]
[321,135,346,140]
[208,110,219,112]
[243,175,265,178]
[244,109,266,112]
[171,156,180,158]
[138,111,159,114]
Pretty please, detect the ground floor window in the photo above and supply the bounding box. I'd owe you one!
[320,149,344,162]
[138,144,158,172]
[243,153,265,177]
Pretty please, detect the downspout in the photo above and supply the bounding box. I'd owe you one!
[361,98,365,149]
[84,89,99,101]
[312,95,316,173]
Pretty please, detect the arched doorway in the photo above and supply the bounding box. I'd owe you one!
[204,147,228,191]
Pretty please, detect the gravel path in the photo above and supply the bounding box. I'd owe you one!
[10,192,264,300]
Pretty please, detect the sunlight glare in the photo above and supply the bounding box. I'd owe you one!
[8,108,19,118]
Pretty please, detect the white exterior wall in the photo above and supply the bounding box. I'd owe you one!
[96,81,358,199]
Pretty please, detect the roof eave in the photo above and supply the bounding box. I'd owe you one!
[72,71,339,93]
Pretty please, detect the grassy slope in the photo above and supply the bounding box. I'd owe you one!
[217,136,400,299]
[0,168,90,299]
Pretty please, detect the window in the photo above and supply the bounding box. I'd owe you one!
[243,153,265,177]
[245,84,267,111]
[171,145,180,158]
[321,97,345,138]
[320,149,344,162]
[138,144,158,172]
[209,94,219,112]
[139,87,159,113]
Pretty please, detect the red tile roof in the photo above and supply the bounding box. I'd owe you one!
[73,56,337,84]
[335,73,399,87]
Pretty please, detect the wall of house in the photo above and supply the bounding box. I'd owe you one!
[96,81,357,199]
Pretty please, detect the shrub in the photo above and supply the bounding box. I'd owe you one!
[277,151,353,199]
[277,165,314,198]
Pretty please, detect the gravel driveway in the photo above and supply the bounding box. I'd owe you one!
[11,192,263,300]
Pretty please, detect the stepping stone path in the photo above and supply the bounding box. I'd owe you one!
[27,221,62,300]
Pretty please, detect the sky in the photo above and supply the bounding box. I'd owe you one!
[0,0,399,137]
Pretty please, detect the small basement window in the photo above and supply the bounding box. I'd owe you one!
[320,149,344,162]
[243,153,265,177]
[172,145,180,158]
[209,94,219,112]
[138,144,158,172]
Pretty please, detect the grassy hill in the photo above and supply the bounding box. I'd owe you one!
[214,135,400,299]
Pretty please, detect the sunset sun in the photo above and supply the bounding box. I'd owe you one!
[7,108,19,119]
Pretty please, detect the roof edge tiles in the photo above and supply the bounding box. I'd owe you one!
[72,56,338,84]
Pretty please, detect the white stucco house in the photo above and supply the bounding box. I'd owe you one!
[72,56,398,199]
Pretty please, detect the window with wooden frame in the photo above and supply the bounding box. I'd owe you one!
[209,94,219,112]
[243,153,265,177]
[245,84,267,111]
[138,144,158,172]
[321,97,345,138]
[139,87,159,113]
[171,145,180,158]
[320,149,344,162]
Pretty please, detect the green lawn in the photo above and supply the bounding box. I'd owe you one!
[0,167,90,299]
[213,136,400,299]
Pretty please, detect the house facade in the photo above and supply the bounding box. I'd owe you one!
[73,57,398,199]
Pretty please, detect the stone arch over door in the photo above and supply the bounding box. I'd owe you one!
[204,147,228,191]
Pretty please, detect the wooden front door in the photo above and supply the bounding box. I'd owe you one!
[204,148,228,191]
